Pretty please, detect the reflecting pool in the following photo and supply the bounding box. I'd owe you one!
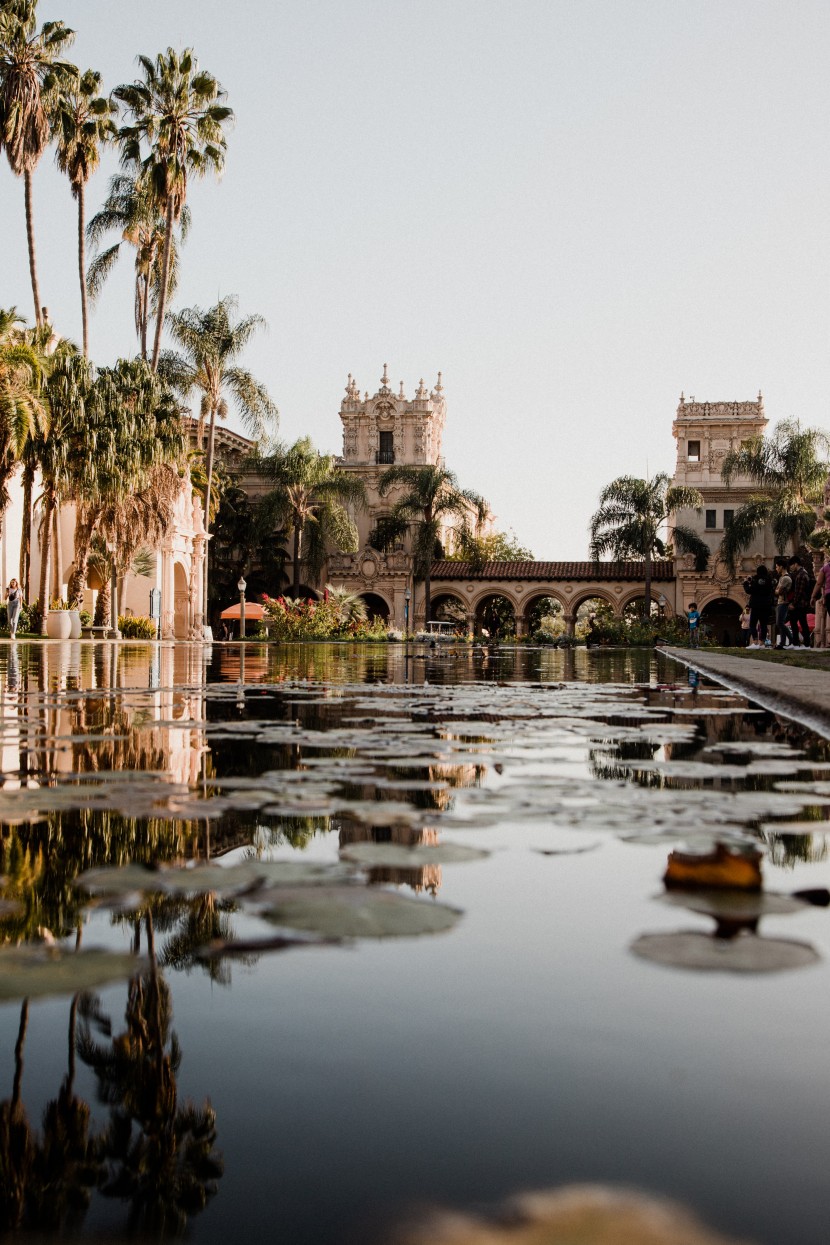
[1,641,829,1244]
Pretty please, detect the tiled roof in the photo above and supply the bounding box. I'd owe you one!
[430,560,675,582]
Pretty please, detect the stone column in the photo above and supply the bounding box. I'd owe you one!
[465,612,475,637]
[514,616,526,639]
[161,548,175,640]
[564,613,576,637]
[190,536,206,639]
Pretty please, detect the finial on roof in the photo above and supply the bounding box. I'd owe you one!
[435,370,443,392]
[758,389,763,402]
[364,391,369,401]
[399,380,405,398]
[381,363,389,387]
[346,373,353,394]
[679,391,685,404]
[416,377,427,399]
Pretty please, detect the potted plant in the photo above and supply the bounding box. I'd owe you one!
[46,598,73,641]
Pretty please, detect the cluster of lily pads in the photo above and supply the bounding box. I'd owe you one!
[2,671,830,991]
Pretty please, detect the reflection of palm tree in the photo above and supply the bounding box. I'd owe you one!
[33,993,97,1231]
[0,1000,34,1229]
[79,913,223,1234]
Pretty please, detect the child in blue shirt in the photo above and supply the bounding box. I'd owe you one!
[687,602,701,647]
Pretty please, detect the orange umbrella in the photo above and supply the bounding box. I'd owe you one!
[220,602,266,620]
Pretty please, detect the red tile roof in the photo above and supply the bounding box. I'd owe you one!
[430,560,675,581]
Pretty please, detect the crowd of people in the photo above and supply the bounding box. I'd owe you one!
[688,554,827,649]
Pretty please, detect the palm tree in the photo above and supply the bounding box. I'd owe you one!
[159,297,277,621]
[113,48,233,370]
[260,438,366,598]
[86,170,191,360]
[378,464,487,623]
[65,358,185,607]
[0,1,75,326]
[51,67,117,356]
[0,307,47,542]
[589,474,710,616]
[720,419,830,568]
[35,350,92,630]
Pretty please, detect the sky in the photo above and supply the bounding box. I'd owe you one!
[2,0,829,558]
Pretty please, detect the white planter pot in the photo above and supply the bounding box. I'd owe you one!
[68,608,82,639]
[46,610,72,640]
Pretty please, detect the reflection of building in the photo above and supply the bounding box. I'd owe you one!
[338,822,442,894]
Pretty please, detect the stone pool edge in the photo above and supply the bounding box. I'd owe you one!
[660,647,830,739]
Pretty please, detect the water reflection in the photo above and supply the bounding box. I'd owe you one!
[2,641,830,1244]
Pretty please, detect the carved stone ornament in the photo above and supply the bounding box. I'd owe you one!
[564,585,573,594]
[361,557,377,580]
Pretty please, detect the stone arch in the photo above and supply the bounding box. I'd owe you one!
[522,591,568,632]
[569,588,619,616]
[430,591,468,626]
[359,591,390,622]
[173,560,189,639]
[699,595,742,647]
[619,590,675,619]
[473,591,518,639]
[469,587,522,618]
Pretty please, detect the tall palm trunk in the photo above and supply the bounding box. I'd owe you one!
[24,171,43,328]
[77,184,89,357]
[202,400,218,621]
[67,508,95,606]
[293,523,302,598]
[12,999,29,1108]
[424,566,431,624]
[140,273,149,360]
[19,463,33,600]
[38,493,55,634]
[52,505,63,601]
[150,196,175,371]
[93,578,109,627]
[643,547,652,618]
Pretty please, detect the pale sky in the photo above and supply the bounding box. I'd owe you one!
[2,0,828,558]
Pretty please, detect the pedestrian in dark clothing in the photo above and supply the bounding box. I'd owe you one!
[744,565,774,647]
[788,555,812,647]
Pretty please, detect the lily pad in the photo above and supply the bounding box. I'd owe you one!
[630,930,819,973]
[0,946,146,1001]
[257,885,461,939]
[340,841,488,867]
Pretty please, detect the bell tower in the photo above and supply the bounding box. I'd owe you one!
[339,364,446,467]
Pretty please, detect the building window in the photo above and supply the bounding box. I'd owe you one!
[723,509,734,528]
[687,440,701,461]
[376,430,394,465]
[705,509,716,529]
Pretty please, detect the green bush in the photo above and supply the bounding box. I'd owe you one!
[118,615,157,639]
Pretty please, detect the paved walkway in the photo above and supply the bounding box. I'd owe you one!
[662,647,830,737]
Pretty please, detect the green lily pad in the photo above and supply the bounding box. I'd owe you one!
[340,842,488,867]
[0,947,146,1001]
[257,885,461,939]
[631,930,819,973]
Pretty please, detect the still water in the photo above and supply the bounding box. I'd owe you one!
[1,641,829,1244]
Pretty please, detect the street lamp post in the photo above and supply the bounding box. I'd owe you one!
[238,576,247,640]
[404,587,411,635]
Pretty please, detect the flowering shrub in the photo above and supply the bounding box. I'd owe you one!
[261,595,391,641]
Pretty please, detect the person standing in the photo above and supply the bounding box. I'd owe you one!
[745,565,774,648]
[6,579,21,639]
[739,604,751,647]
[687,601,701,647]
[788,555,812,647]
[773,558,794,650]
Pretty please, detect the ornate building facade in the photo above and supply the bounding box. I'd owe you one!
[326,365,462,628]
